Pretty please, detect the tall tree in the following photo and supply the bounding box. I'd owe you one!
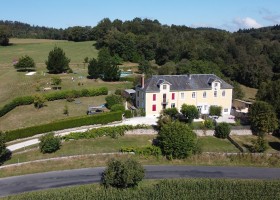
[14,55,36,71]
[248,101,278,135]
[46,46,70,74]
[0,30,9,46]
[88,58,102,79]
[180,104,199,123]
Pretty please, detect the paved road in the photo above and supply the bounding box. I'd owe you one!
[1,165,280,197]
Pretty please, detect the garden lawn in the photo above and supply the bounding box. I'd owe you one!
[4,135,155,165]
[0,96,108,131]
[198,136,239,153]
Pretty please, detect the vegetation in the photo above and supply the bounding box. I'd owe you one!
[33,94,46,109]
[180,104,199,123]
[215,122,231,139]
[14,55,36,71]
[88,48,121,81]
[102,158,145,188]
[39,132,61,153]
[110,104,125,112]
[249,136,268,153]
[0,132,11,164]
[248,101,278,135]
[63,125,148,140]
[46,46,70,73]
[163,107,178,119]
[3,179,280,200]
[120,146,162,157]
[209,105,222,116]
[51,77,62,90]
[5,111,122,142]
[157,121,199,159]
[105,94,123,109]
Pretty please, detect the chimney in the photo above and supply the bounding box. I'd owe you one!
[141,74,145,88]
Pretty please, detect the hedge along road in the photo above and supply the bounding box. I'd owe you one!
[1,165,280,197]
[7,116,158,151]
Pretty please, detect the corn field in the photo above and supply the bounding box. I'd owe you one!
[3,178,280,200]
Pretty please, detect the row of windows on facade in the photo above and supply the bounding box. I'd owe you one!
[147,91,226,101]
[151,104,229,113]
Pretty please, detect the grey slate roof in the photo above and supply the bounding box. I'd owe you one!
[139,74,233,92]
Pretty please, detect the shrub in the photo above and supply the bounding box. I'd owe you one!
[114,89,123,95]
[124,110,133,118]
[33,94,46,109]
[5,111,123,142]
[157,121,199,159]
[110,104,125,112]
[249,136,268,153]
[105,94,123,109]
[0,132,12,164]
[39,132,61,153]
[102,158,145,188]
[215,122,231,138]
[180,104,199,123]
[120,146,162,157]
[203,119,214,129]
[163,108,178,119]
[209,106,222,116]
[0,96,34,117]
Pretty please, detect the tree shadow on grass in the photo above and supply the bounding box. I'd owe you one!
[268,142,280,151]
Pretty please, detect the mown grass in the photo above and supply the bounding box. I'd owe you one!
[0,96,107,131]
[199,136,239,153]
[5,135,155,165]
[3,178,280,200]
[0,38,132,108]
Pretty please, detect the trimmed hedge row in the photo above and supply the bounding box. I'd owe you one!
[5,111,122,142]
[63,124,149,140]
[0,87,108,117]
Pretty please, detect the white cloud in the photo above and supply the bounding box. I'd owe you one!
[233,17,262,29]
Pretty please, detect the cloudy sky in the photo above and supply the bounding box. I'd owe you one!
[2,0,280,31]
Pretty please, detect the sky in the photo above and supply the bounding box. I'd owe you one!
[1,0,280,31]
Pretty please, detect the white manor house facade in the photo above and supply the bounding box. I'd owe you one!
[135,74,233,117]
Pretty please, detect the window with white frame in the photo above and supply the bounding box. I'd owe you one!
[171,103,175,108]
[214,82,218,87]
[203,91,207,98]
[222,90,225,96]
[214,91,217,97]
[204,105,207,110]
[180,92,184,99]
[163,85,167,90]
[192,92,196,98]
[224,108,228,113]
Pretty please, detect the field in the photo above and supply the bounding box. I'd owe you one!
[240,84,258,101]
[0,39,133,129]
[2,178,280,200]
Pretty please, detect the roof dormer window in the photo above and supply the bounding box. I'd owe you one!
[163,85,167,90]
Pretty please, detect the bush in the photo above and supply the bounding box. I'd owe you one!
[163,108,178,119]
[105,94,123,109]
[5,111,123,142]
[39,132,61,153]
[110,104,125,112]
[215,122,231,138]
[0,132,12,165]
[249,136,268,153]
[124,110,133,118]
[209,106,222,116]
[120,146,162,157]
[157,121,199,159]
[33,94,46,109]
[180,104,199,123]
[102,158,145,188]
[203,119,214,129]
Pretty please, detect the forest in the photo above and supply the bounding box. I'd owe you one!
[1,19,280,90]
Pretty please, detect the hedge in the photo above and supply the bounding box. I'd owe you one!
[0,87,108,117]
[120,146,162,157]
[5,111,122,142]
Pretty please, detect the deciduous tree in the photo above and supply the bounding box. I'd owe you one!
[180,104,199,123]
